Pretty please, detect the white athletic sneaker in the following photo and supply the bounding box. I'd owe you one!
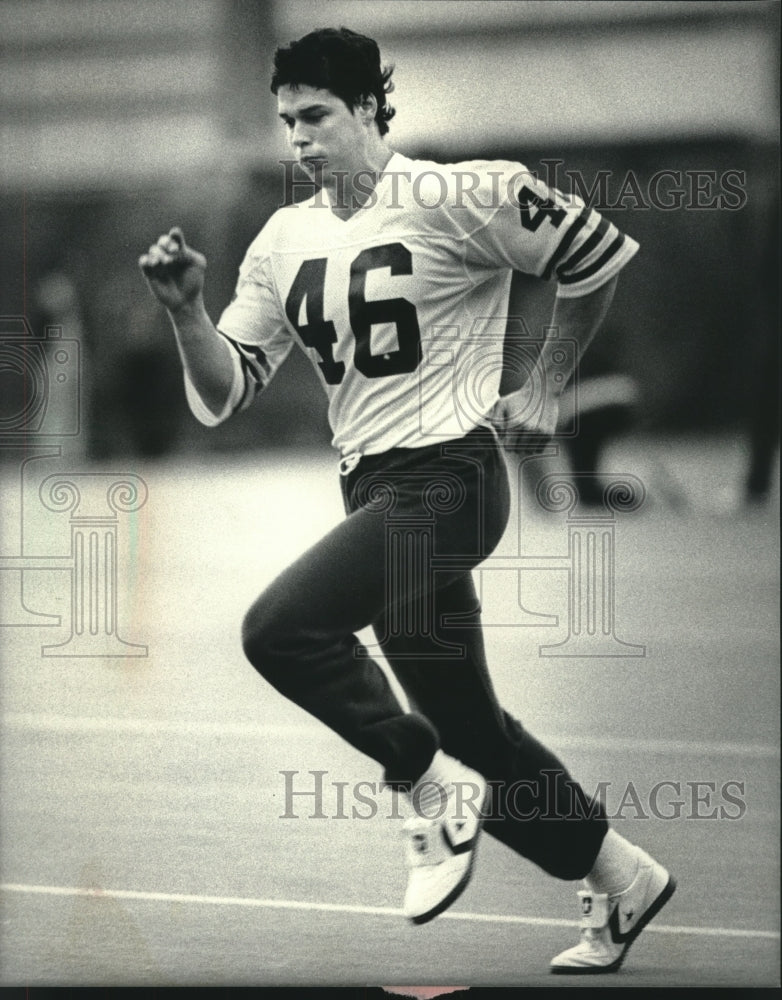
[402,763,488,924]
[550,848,676,974]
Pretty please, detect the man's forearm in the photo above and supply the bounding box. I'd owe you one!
[541,275,619,392]
[168,297,237,417]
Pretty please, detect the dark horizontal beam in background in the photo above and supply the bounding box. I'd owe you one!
[344,3,778,46]
[0,0,220,54]
[1,95,219,124]
[0,32,220,59]
[1,40,220,121]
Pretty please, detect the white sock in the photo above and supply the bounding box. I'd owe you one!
[411,750,463,816]
[585,829,640,896]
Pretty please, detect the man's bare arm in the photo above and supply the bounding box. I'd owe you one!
[491,275,619,447]
[545,274,618,385]
[139,228,236,418]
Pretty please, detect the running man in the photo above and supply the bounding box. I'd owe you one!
[140,27,675,974]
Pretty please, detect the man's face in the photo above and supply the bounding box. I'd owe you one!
[277,84,370,182]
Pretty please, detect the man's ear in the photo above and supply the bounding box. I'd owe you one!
[358,93,378,124]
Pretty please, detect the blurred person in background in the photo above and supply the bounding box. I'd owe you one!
[89,271,180,459]
[140,27,675,975]
[557,327,640,509]
[519,320,642,512]
[743,190,779,507]
[34,272,86,458]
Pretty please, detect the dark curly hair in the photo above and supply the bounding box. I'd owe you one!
[270,27,396,136]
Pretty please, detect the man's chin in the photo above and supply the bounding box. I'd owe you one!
[299,158,327,175]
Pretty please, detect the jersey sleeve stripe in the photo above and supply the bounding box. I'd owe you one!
[555,216,611,278]
[557,232,626,285]
[541,207,592,281]
[218,331,272,385]
[215,330,273,414]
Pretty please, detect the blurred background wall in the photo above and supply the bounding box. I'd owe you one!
[1,0,778,459]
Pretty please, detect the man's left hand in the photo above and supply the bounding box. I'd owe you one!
[490,381,561,454]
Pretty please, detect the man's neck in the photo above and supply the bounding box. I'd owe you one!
[324,144,394,221]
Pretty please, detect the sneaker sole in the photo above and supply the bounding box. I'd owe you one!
[550,874,677,975]
[409,786,488,926]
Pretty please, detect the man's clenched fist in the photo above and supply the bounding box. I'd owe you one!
[139,227,207,313]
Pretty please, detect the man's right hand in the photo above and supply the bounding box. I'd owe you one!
[139,227,207,313]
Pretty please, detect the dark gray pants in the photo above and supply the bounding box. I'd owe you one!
[243,426,607,879]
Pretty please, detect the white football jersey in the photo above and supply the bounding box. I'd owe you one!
[186,153,639,456]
